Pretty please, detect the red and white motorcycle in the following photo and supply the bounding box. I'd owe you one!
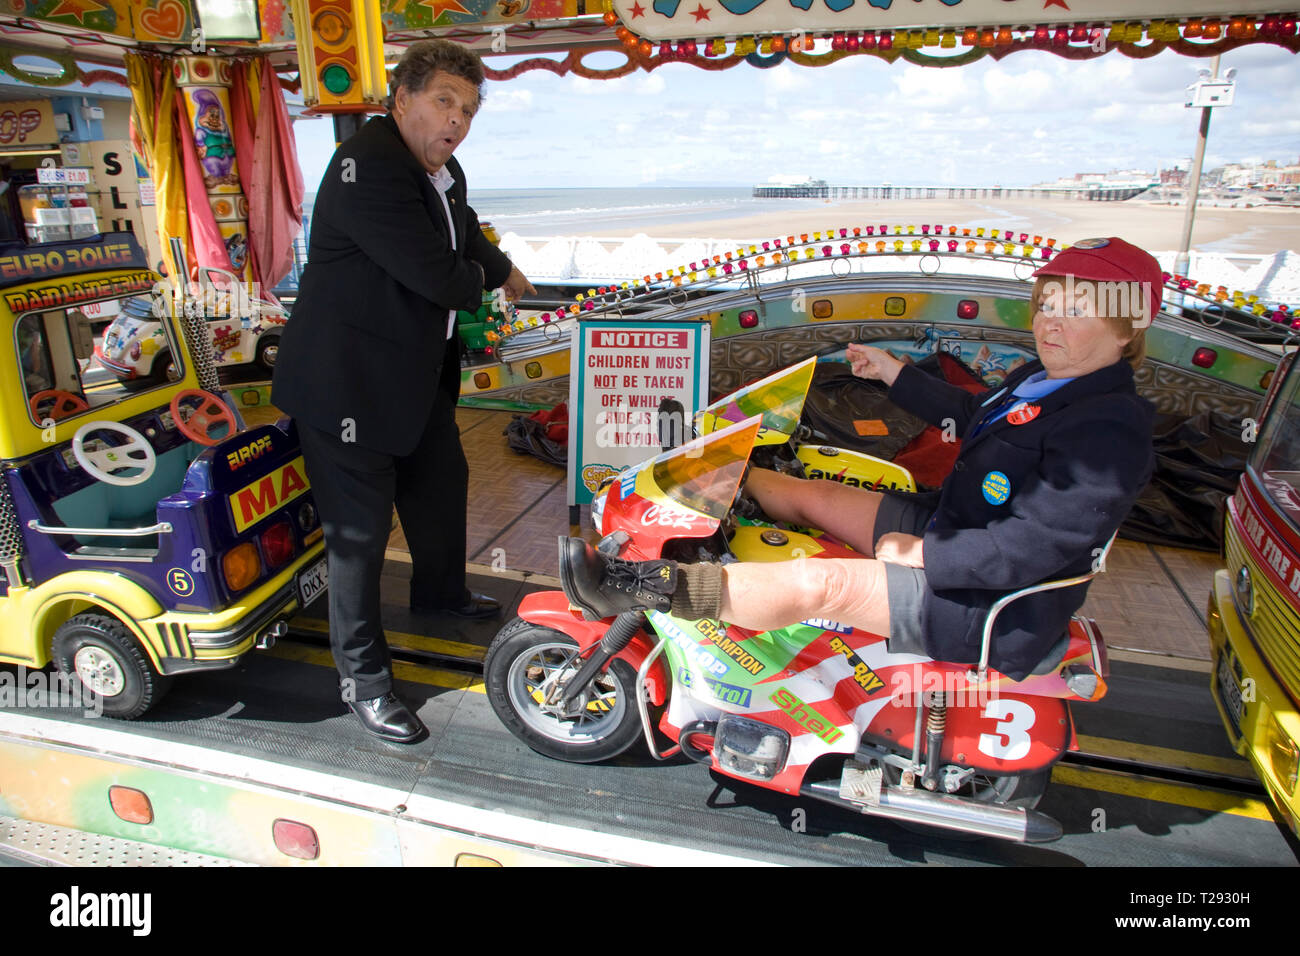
[485,359,1111,842]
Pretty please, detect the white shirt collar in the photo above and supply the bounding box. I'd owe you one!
[428,166,454,194]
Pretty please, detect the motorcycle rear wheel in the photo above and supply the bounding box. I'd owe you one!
[485,617,644,764]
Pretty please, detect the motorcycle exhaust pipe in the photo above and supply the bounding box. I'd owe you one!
[800,779,1063,844]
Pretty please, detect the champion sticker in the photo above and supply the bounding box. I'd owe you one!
[982,471,1011,505]
[1071,237,1111,249]
[1006,402,1041,426]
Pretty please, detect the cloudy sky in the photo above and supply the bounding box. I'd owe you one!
[293,41,1299,190]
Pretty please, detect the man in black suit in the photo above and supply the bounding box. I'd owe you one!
[273,40,534,742]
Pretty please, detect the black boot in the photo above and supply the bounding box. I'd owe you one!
[558,537,678,620]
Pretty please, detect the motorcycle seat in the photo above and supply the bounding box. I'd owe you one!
[1029,630,1070,676]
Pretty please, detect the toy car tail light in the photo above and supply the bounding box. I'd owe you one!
[262,520,295,570]
[1192,347,1218,368]
[739,310,759,329]
[130,342,142,360]
[109,786,153,824]
[272,819,320,860]
[957,299,979,319]
[223,541,261,592]
[1266,713,1299,797]
[298,501,317,532]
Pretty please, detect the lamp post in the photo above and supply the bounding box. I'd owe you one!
[1174,55,1236,277]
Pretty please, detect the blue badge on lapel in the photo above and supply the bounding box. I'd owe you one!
[982,470,1011,505]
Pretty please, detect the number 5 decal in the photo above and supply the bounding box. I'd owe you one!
[977,698,1036,761]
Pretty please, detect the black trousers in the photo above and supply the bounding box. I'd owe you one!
[297,382,469,700]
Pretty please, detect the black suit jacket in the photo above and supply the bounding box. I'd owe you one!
[888,358,1154,679]
[273,113,512,456]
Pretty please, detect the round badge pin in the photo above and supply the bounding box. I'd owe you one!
[1007,402,1041,426]
[982,470,1011,506]
[1071,237,1111,249]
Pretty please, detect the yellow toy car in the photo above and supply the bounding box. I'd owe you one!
[0,232,326,718]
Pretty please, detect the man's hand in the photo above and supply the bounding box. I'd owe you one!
[500,264,536,302]
[846,343,905,386]
[874,532,925,568]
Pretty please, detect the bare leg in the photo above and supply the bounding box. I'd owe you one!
[746,468,885,555]
[718,557,891,635]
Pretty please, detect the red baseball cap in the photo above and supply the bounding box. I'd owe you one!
[1031,236,1164,324]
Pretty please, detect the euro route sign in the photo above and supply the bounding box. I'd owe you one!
[568,320,710,508]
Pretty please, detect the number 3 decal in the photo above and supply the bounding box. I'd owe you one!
[977,698,1036,760]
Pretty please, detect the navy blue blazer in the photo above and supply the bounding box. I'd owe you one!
[887,358,1155,679]
[273,113,512,456]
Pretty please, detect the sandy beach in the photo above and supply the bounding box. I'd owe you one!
[587,197,1300,257]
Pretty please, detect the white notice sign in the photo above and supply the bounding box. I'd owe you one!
[568,320,710,507]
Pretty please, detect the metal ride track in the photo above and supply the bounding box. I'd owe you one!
[278,620,1274,806]
[1,607,1295,867]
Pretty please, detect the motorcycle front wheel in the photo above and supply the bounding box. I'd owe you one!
[484,617,644,764]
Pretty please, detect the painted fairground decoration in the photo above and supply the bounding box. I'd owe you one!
[0,0,572,43]
[379,0,576,31]
[175,57,252,279]
[611,0,1295,41]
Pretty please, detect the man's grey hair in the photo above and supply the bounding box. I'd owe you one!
[385,39,486,112]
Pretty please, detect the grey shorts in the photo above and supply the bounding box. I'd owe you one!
[872,494,932,657]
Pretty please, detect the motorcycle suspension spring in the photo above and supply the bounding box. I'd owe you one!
[926,696,947,735]
[922,693,948,792]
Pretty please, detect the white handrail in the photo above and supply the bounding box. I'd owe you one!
[969,531,1118,683]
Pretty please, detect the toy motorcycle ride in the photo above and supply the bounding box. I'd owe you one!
[484,359,1112,843]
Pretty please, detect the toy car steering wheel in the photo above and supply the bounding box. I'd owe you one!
[170,389,237,447]
[72,421,157,487]
[29,389,89,423]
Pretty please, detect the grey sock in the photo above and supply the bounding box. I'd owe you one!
[670,562,724,620]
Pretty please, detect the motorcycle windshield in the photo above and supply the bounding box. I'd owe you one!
[647,416,762,521]
[694,357,816,447]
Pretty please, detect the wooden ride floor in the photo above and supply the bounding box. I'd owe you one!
[250,404,1220,663]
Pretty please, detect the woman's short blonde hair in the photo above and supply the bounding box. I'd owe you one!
[1030,274,1147,369]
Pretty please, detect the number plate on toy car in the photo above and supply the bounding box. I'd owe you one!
[297,556,328,608]
[1216,653,1243,735]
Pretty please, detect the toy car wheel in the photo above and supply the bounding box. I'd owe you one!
[255,335,280,372]
[53,613,172,719]
[485,617,643,763]
[139,348,177,385]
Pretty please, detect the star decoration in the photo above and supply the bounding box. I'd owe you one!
[45,0,107,24]
[690,3,710,22]
[416,0,472,21]
[629,1,645,17]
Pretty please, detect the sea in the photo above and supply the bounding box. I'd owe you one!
[303,186,827,236]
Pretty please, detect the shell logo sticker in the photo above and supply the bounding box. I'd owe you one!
[581,463,620,494]
[229,456,310,533]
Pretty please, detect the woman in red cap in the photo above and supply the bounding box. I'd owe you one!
[560,237,1160,678]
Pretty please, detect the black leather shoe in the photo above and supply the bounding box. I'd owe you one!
[348,692,426,743]
[411,591,501,620]
[558,536,678,620]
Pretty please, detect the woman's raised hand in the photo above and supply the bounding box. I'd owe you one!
[846,343,905,387]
